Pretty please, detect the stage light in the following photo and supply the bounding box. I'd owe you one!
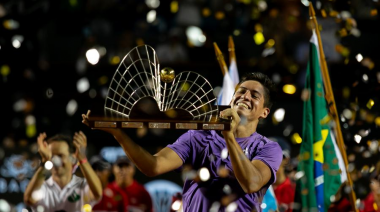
[283,84,296,94]
[44,161,53,170]
[86,48,100,65]
[355,53,363,62]
[171,200,181,211]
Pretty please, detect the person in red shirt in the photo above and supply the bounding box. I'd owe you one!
[91,156,129,212]
[360,175,380,212]
[111,156,153,212]
[270,136,296,212]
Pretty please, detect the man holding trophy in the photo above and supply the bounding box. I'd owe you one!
[82,71,282,212]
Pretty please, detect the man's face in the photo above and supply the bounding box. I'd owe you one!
[230,80,270,121]
[49,141,73,176]
[113,163,134,183]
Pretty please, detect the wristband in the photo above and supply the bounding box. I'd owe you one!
[79,158,88,165]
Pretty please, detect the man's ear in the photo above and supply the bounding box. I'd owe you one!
[259,108,270,119]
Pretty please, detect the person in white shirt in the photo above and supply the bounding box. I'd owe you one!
[24,131,103,212]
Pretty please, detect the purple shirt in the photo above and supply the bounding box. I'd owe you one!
[167,130,282,212]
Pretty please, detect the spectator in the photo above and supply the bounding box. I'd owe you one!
[110,156,153,212]
[91,156,129,212]
[24,132,102,212]
[270,136,295,212]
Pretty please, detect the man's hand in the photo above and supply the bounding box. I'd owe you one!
[82,110,121,135]
[37,132,51,163]
[220,108,240,136]
[73,131,87,161]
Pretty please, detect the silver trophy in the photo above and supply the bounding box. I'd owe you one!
[87,45,230,130]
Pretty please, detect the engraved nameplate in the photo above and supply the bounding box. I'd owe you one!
[122,122,143,128]
[202,124,224,130]
[149,122,171,129]
[176,123,198,129]
[95,121,117,128]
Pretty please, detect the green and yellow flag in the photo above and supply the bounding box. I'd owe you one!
[294,30,345,212]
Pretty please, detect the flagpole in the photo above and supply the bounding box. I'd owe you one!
[309,3,358,211]
[213,42,228,76]
[228,36,236,65]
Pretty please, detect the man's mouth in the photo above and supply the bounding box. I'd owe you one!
[236,102,250,110]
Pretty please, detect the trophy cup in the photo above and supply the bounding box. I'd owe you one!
[87,45,231,130]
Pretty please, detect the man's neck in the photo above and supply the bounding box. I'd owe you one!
[53,174,73,189]
[116,178,133,188]
[235,122,257,138]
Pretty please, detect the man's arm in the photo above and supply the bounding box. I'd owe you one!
[223,132,272,193]
[24,166,46,205]
[73,131,103,201]
[82,111,183,177]
[221,109,272,194]
[24,133,51,206]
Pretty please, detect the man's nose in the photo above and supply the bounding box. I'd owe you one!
[241,90,251,100]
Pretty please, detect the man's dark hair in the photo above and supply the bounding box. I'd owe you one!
[238,72,276,109]
[47,134,75,153]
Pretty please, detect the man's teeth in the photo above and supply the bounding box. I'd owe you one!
[237,103,249,109]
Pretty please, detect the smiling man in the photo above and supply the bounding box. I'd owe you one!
[82,72,283,212]
[24,132,102,212]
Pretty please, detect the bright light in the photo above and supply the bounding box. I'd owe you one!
[32,190,45,201]
[253,32,265,45]
[362,74,368,82]
[25,115,36,125]
[83,204,92,212]
[356,54,363,62]
[44,161,53,170]
[86,48,100,65]
[146,0,160,8]
[283,84,296,94]
[147,10,156,23]
[273,108,285,122]
[12,39,21,48]
[294,171,305,180]
[262,47,275,57]
[260,203,267,209]
[221,148,228,159]
[354,134,362,143]
[257,0,267,11]
[170,0,178,13]
[66,99,78,116]
[22,209,29,212]
[199,167,210,181]
[0,200,10,212]
[226,202,238,212]
[12,35,23,49]
[342,109,353,119]
[77,77,90,93]
[292,132,302,144]
[171,200,181,211]
[186,26,205,47]
[301,0,310,6]
[198,34,206,42]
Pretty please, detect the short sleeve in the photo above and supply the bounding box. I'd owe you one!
[253,141,283,185]
[166,130,193,164]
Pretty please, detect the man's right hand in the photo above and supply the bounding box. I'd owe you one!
[37,132,51,163]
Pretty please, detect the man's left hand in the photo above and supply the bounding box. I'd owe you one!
[73,131,87,161]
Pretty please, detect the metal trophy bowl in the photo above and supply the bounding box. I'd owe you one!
[87,45,231,130]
